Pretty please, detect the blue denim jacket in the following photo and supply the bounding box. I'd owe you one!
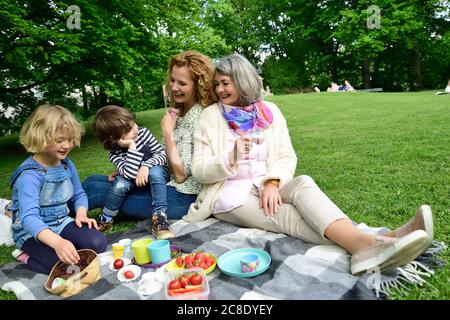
[9,156,87,249]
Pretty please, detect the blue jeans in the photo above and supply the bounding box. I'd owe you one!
[82,174,197,220]
[102,165,169,217]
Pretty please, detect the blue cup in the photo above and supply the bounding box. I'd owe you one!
[240,254,259,273]
[147,240,171,264]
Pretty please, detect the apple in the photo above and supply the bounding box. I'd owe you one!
[113,259,124,269]
[124,270,135,279]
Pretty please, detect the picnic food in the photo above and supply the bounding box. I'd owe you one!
[113,258,124,269]
[169,280,182,290]
[190,273,203,285]
[167,272,204,296]
[166,251,217,274]
[124,270,135,279]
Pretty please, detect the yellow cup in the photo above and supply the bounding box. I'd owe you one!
[112,243,125,259]
[131,238,153,264]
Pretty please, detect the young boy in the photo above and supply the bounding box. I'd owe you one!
[92,105,173,239]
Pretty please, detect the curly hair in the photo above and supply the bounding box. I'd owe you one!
[167,50,216,109]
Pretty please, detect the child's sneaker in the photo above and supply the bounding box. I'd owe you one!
[151,211,174,240]
[12,249,30,264]
[96,211,114,232]
[97,217,113,233]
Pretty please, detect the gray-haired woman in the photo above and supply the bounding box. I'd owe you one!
[183,53,434,275]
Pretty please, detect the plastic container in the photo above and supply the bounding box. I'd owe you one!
[164,267,209,300]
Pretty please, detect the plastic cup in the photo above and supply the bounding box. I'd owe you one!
[131,238,153,264]
[112,243,125,259]
[147,240,171,264]
[240,253,259,273]
[119,238,132,259]
[51,277,65,289]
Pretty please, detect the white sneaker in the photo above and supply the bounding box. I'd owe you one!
[394,205,434,242]
[351,230,430,275]
[0,214,14,246]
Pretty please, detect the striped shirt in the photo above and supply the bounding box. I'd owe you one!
[109,127,167,179]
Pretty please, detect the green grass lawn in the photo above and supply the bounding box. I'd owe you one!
[0,91,448,300]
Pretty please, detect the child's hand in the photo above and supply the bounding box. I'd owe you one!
[117,138,136,150]
[108,170,118,182]
[75,215,99,229]
[55,239,80,265]
[74,208,97,229]
[136,166,149,187]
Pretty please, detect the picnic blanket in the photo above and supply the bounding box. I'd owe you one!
[0,218,446,300]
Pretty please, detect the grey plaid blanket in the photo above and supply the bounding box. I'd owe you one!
[0,218,445,300]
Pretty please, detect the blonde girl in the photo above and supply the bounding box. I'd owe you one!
[9,104,107,274]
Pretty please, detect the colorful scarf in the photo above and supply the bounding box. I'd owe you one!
[220,100,273,135]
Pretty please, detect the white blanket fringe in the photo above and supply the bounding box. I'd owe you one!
[425,240,447,255]
[374,243,446,298]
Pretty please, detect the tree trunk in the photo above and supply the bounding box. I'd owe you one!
[99,87,107,106]
[362,55,371,89]
[330,42,338,83]
[81,85,88,116]
[412,40,422,91]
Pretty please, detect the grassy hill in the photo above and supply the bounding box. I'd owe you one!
[0,91,449,299]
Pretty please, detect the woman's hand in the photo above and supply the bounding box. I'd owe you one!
[229,135,253,165]
[161,111,178,138]
[108,170,118,182]
[259,183,283,217]
[54,239,80,265]
[135,166,149,187]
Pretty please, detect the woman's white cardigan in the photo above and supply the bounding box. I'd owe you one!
[183,101,297,222]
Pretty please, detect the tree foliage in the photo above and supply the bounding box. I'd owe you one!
[0,0,448,134]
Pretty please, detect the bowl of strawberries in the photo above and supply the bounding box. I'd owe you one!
[165,251,217,274]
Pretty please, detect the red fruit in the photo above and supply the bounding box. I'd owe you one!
[124,271,134,279]
[113,259,124,269]
[168,280,182,290]
[205,256,215,267]
[190,274,203,285]
[175,257,184,268]
[184,255,194,265]
[194,252,206,263]
[198,261,208,270]
[179,275,191,288]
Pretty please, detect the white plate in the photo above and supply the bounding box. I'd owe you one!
[109,258,132,271]
[137,282,162,296]
[117,265,141,282]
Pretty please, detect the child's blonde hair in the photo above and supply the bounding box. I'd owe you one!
[20,104,85,153]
